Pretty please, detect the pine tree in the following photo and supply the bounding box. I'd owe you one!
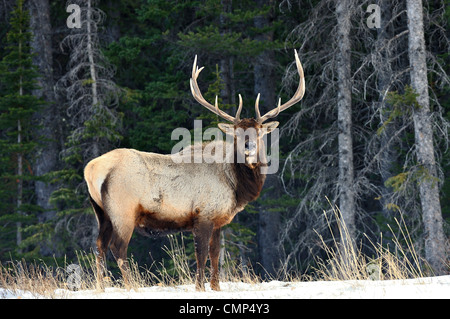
[177,0,286,276]
[50,0,123,256]
[0,0,45,259]
[406,0,446,275]
[335,0,356,255]
[279,0,449,274]
[109,0,289,273]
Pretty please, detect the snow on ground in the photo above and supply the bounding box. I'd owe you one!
[1,275,449,299]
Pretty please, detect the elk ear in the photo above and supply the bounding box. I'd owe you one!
[261,121,279,135]
[218,123,235,136]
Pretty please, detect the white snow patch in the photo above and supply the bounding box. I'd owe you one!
[1,275,449,299]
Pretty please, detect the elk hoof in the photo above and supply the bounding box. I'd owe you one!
[211,282,221,291]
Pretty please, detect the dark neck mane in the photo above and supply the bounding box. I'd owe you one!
[233,162,266,208]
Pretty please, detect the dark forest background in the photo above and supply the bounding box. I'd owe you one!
[0,0,448,278]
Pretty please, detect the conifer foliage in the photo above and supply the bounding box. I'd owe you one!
[0,0,447,277]
[0,0,44,258]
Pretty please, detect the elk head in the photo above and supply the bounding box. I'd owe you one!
[190,50,305,169]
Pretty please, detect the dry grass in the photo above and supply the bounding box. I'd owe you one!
[0,236,263,298]
[0,205,437,298]
[311,204,430,282]
[135,234,261,287]
[0,253,99,298]
[0,259,62,298]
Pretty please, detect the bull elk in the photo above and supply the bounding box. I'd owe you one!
[84,50,305,291]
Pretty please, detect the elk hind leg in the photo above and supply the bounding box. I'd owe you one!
[193,221,214,291]
[90,196,113,290]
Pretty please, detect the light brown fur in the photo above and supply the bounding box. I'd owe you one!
[84,134,267,291]
[85,51,304,291]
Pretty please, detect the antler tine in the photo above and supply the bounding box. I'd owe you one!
[255,94,282,123]
[255,93,261,120]
[235,94,243,122]
[256,50,305,123]
[190,55,240,124]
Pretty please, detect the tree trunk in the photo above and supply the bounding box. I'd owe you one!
[257,174,282,278]
[406,0,446,275]
[87,0,100,159]
[219,0,235,108]
[335,0,356,247]
[16,35,24,252]
[17,119,23,252]
[376,0,400,219]
[253,0,281,278]
[87,0,99,109]
[29,0,60,226]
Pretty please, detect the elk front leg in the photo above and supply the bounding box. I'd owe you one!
[193,221,214,291]
[209,227,221,291]
[110,226,133,290]
[111,240,132,290]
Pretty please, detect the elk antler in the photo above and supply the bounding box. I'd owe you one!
[190,55,243,124]
[255,50,305,123]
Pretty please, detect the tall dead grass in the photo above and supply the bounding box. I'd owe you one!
[0,253,100,298]
[0,204,437,297]
[311,204,431,281]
